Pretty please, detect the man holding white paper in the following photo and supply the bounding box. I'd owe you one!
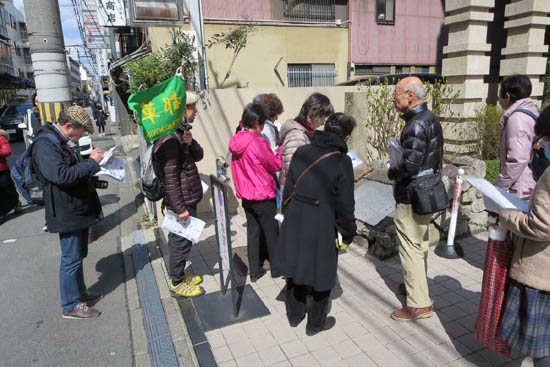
[154,91,205,298]
[387,77,443,322]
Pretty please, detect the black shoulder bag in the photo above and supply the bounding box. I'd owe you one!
[410,125,449,215]
[283,151,339,207]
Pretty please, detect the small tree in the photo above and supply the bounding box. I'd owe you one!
[357,77,460,162]
[206,25,256,88]
[125,30,198,94]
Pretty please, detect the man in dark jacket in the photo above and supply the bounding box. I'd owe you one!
[32,105,104,319]
[154,92,205,298]
[388,77,443,321]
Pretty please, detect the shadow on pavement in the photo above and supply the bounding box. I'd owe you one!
[87,237,162,298]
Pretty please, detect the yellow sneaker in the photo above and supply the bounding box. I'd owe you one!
[169,281,204,298]
[182,273,203,287]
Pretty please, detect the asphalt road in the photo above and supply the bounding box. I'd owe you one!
[0,130,137,366]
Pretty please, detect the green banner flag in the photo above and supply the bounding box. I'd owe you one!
[128,75,186,143]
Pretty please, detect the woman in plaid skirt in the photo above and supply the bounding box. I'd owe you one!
[499,106,550,365]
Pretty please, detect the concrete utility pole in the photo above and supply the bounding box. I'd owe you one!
[187,0,208,90]
[23,0,72,123]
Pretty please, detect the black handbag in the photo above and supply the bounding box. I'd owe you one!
[410,171,449,215]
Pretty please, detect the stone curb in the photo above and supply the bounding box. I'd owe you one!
[114,131,199,367]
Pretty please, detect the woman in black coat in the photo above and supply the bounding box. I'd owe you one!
[275,113,357,336]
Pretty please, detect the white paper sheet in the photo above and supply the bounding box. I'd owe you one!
[463,175,529,213]
[161,211,206,243]
[96,156,126,182]
[99,145,117,166]
[201,180,209,195]
[347,150,364,169]
[388,139,403,165]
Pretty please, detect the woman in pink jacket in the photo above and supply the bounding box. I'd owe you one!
[229,103,282,281]
[495,75,539,200]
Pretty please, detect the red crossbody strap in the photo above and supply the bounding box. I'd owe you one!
[283,151,340,207]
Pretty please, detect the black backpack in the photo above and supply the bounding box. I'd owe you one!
[140,132,179,202]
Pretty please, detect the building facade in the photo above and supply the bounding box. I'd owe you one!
[0,0,33,102]
[147,0,447,89]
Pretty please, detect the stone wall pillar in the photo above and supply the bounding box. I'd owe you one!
[441,0,495,157]
[499,0,550,99]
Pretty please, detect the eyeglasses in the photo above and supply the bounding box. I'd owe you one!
[393,89,409,98]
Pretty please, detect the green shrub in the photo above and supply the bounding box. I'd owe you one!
[125,30,198,95]
[484,159,500,183]
[475,104,504,160]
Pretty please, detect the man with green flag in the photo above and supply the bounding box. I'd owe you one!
[154,91,205,298]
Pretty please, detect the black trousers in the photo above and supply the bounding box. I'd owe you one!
[97,125,105,133]
[168,206,196,284]
[285,278,331,331]
[242,199,279,278]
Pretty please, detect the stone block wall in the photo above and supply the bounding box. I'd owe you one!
[353,157,488,260]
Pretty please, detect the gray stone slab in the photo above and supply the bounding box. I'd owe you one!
[354,181,395,227]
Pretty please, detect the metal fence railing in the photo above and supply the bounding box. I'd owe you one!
[288,63,336,88]
[283,0,335,22]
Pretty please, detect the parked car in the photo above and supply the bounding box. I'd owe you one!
[337,73,444,86]
[0,103,33,141]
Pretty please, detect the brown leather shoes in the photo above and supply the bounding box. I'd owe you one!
[391,306,433,321]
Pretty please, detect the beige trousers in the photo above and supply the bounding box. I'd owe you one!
[394,203,432,308]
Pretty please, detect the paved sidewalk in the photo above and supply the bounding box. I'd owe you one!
[178,213,526,367]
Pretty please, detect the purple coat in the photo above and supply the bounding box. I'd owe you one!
[494,98,538,201]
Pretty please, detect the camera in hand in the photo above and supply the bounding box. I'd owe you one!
[181,122,193,131]
[91,177,109,189]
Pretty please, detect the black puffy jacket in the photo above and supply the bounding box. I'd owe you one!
[388,103,443,204]
[154,128,204,214]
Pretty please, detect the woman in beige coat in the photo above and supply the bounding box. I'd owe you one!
[279,93,333,197]
[499,105,550,365]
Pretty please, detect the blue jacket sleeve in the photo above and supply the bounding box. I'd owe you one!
[33,138,100,187]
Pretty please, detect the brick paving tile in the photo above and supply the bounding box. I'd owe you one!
[281,339,309,359]
[333,339,363,359]
[212,345,234,363]
[256,345,287,366]
[302,333,330,352]
[228,340,256,358]
[251,332,278,351]
[218,360,238,367]
[198,223,519,367]
[311,345,342,366]
[206,329,227,349]
[343,353,378,367]
[269,361,292,367]
[235,352,264,367]
[289,353,317,367]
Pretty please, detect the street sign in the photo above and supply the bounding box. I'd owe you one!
[97,0,127,27]
[210,174,238,317]
[96,49,109,76]
[128,0,186,26]
[81,2,109,49]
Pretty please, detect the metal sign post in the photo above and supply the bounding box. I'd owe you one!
[210,174,238,318]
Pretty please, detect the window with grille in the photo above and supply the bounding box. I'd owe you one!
[283,0,335,22]
[288,64,336,87]
[376,0,394,24]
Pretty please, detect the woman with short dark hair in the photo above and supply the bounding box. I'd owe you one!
[499,105,550,366]
[495,74,539,200]
[275,112,357,336]
[279,93,334,196]
[229,103,282,281]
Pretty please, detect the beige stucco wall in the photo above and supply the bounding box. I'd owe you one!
[148,25,349,89]
[187,86,356,213]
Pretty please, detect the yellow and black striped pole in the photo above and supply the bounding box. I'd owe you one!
[37,101,71,125]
